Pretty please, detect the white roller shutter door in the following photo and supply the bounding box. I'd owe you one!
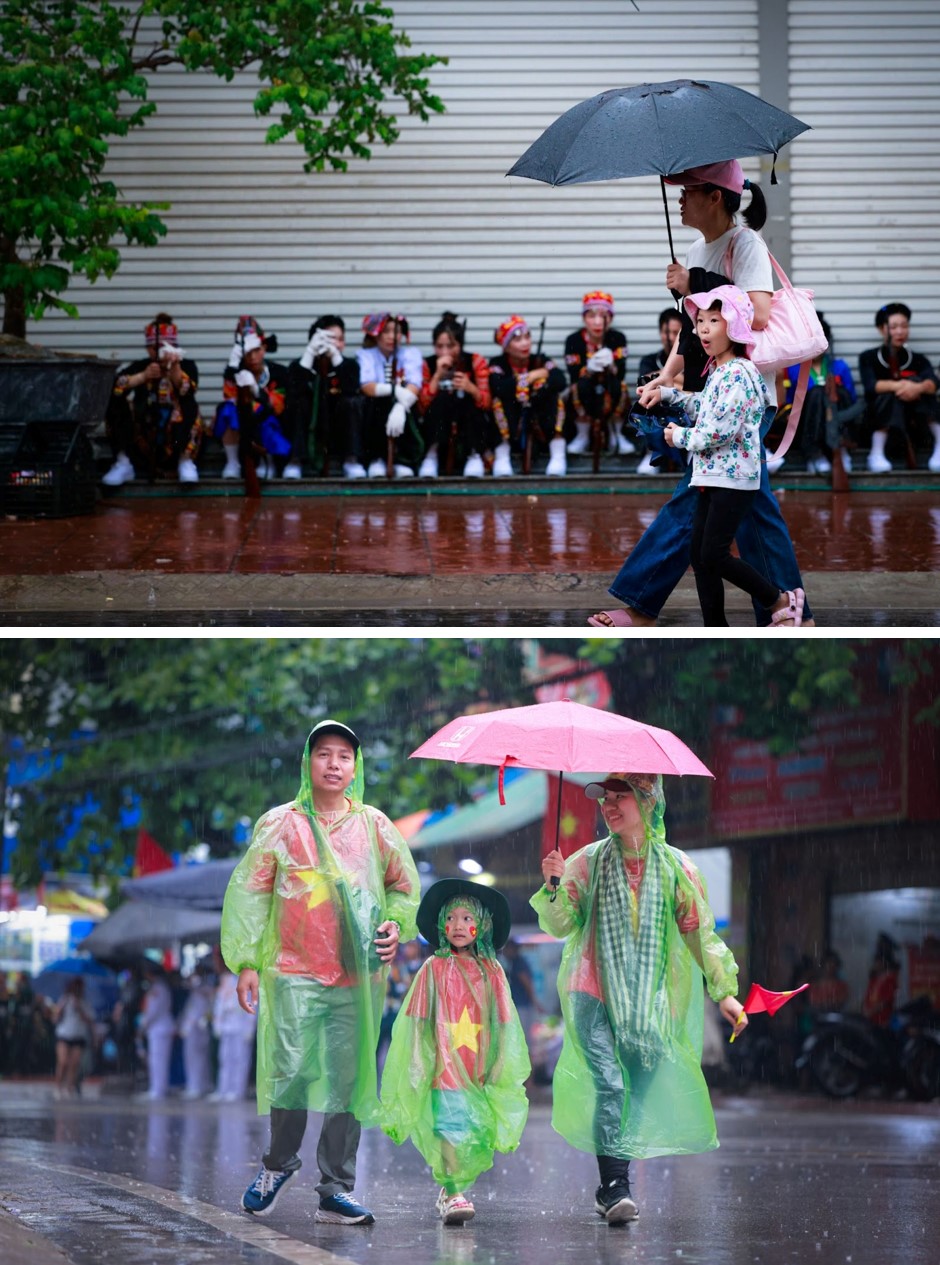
[788,0,940,369]
[25,1,763,403]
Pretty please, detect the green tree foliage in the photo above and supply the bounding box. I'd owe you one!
[1,638,524,886]
[0,1,445,335]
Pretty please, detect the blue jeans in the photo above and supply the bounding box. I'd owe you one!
[608,459,812,626]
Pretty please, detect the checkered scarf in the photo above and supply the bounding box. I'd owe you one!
[595,776,672,1067]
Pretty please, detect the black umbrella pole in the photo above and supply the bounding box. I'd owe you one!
[550,770,563,901]
[660,177,677,263]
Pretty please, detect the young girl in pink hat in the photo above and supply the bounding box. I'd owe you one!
[644,284,805,627]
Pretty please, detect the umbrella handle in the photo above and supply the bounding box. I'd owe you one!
[660,176,677,264]
[549,769,564,901]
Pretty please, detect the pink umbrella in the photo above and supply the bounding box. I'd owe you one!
[410,699,712,895]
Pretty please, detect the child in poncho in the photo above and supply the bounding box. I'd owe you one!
[655,285,805,627]
[536,772,745,1226]
[381,878,530,1225]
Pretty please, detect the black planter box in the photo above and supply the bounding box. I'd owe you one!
[0,355,118,430]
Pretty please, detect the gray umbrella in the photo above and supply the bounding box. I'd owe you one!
[506,79,810,259]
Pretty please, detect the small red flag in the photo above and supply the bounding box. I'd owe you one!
[741,981,810,1016]
[134,828,174,877]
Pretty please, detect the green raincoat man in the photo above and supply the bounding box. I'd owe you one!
[533,772,745,1226]
[381,878,530,1225]
[221,719,420,1226]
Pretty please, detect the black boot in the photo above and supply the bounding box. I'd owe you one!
[595,1156,638,1224]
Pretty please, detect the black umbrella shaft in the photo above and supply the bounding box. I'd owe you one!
[550,769,563,901]
[660,176,677,263]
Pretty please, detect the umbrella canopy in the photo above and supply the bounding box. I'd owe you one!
[79,900,222,959]
[410,699,713,780]
[507,78,810,257]
[410,700,712,873]
[121,858,237,910]
[33,956,119,1020]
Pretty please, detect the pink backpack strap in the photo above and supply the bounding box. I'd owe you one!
[770,360,810,464]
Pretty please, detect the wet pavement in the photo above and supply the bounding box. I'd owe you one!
[2,474,940,627]
[1,1084,938,1265]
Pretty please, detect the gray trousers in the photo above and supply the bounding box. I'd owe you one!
[263,1107,361,1198]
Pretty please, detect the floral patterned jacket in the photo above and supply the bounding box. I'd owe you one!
[663,357,773,489]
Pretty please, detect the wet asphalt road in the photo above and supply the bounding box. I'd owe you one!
[1,1085,938,1265]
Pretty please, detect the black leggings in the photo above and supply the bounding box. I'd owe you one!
[690,486,781,626]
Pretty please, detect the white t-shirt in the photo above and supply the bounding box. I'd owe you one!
[356,344,423,390]
[686,225,773,294]
[687,226,775,394]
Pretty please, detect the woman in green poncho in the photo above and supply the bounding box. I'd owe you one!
[221,719,420,1226]
[381,878,530,1225]
[533,772,745,1226]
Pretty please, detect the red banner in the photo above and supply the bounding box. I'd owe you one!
[542,774,599,860]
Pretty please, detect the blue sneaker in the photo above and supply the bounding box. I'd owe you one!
[241,1166,295,1217]
[315,1192,375,1225]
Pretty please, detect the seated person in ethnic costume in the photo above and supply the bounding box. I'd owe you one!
[634,307,685,475]
[103,313,204,486]
[286,316,364,478]
[215,316,291,480]
[488,315,568,477]
[356,313,424,478]
[564,290,634,460]
[417,312,495,478]
[858,302,940,473]
[782,315,865,476]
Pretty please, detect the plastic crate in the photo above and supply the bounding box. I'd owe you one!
[0,420,98,518]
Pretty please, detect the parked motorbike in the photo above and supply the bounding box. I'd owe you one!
[797,999,940,1100]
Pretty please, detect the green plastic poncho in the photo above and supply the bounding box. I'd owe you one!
[531,774,738,1161]
[220,731,420,1125]
[381,896,530,1193]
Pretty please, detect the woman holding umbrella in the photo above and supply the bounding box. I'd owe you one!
[533,772,745,1225]
[589,160,813,628]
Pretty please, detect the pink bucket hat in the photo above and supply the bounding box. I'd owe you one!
[664,159,746,195]
[684,285,756,350]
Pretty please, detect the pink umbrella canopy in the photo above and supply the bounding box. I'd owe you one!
[410,699,713,779]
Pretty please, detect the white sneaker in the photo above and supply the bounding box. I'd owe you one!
[841,449,853,473]
[866,452,892,474]
[178,457,199,483]
[492,442,513,477]
[282,463,302,479]
[810,455,831,474]
[393,464,414,478]
[256,457,272,480]
[419,453,438,478]
[343,461,367,479]
[615,431,636,456]
[546,436,567,476]
[635,452,657,475]
[567,429,590,454]
[221,454,241,478]
[367,459,386,477]
[766,455,786,475]
[928,450,940,473]
[463,453,485,478]
[102,454,134,486]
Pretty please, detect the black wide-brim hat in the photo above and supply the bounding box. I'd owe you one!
[417,878,512,952]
